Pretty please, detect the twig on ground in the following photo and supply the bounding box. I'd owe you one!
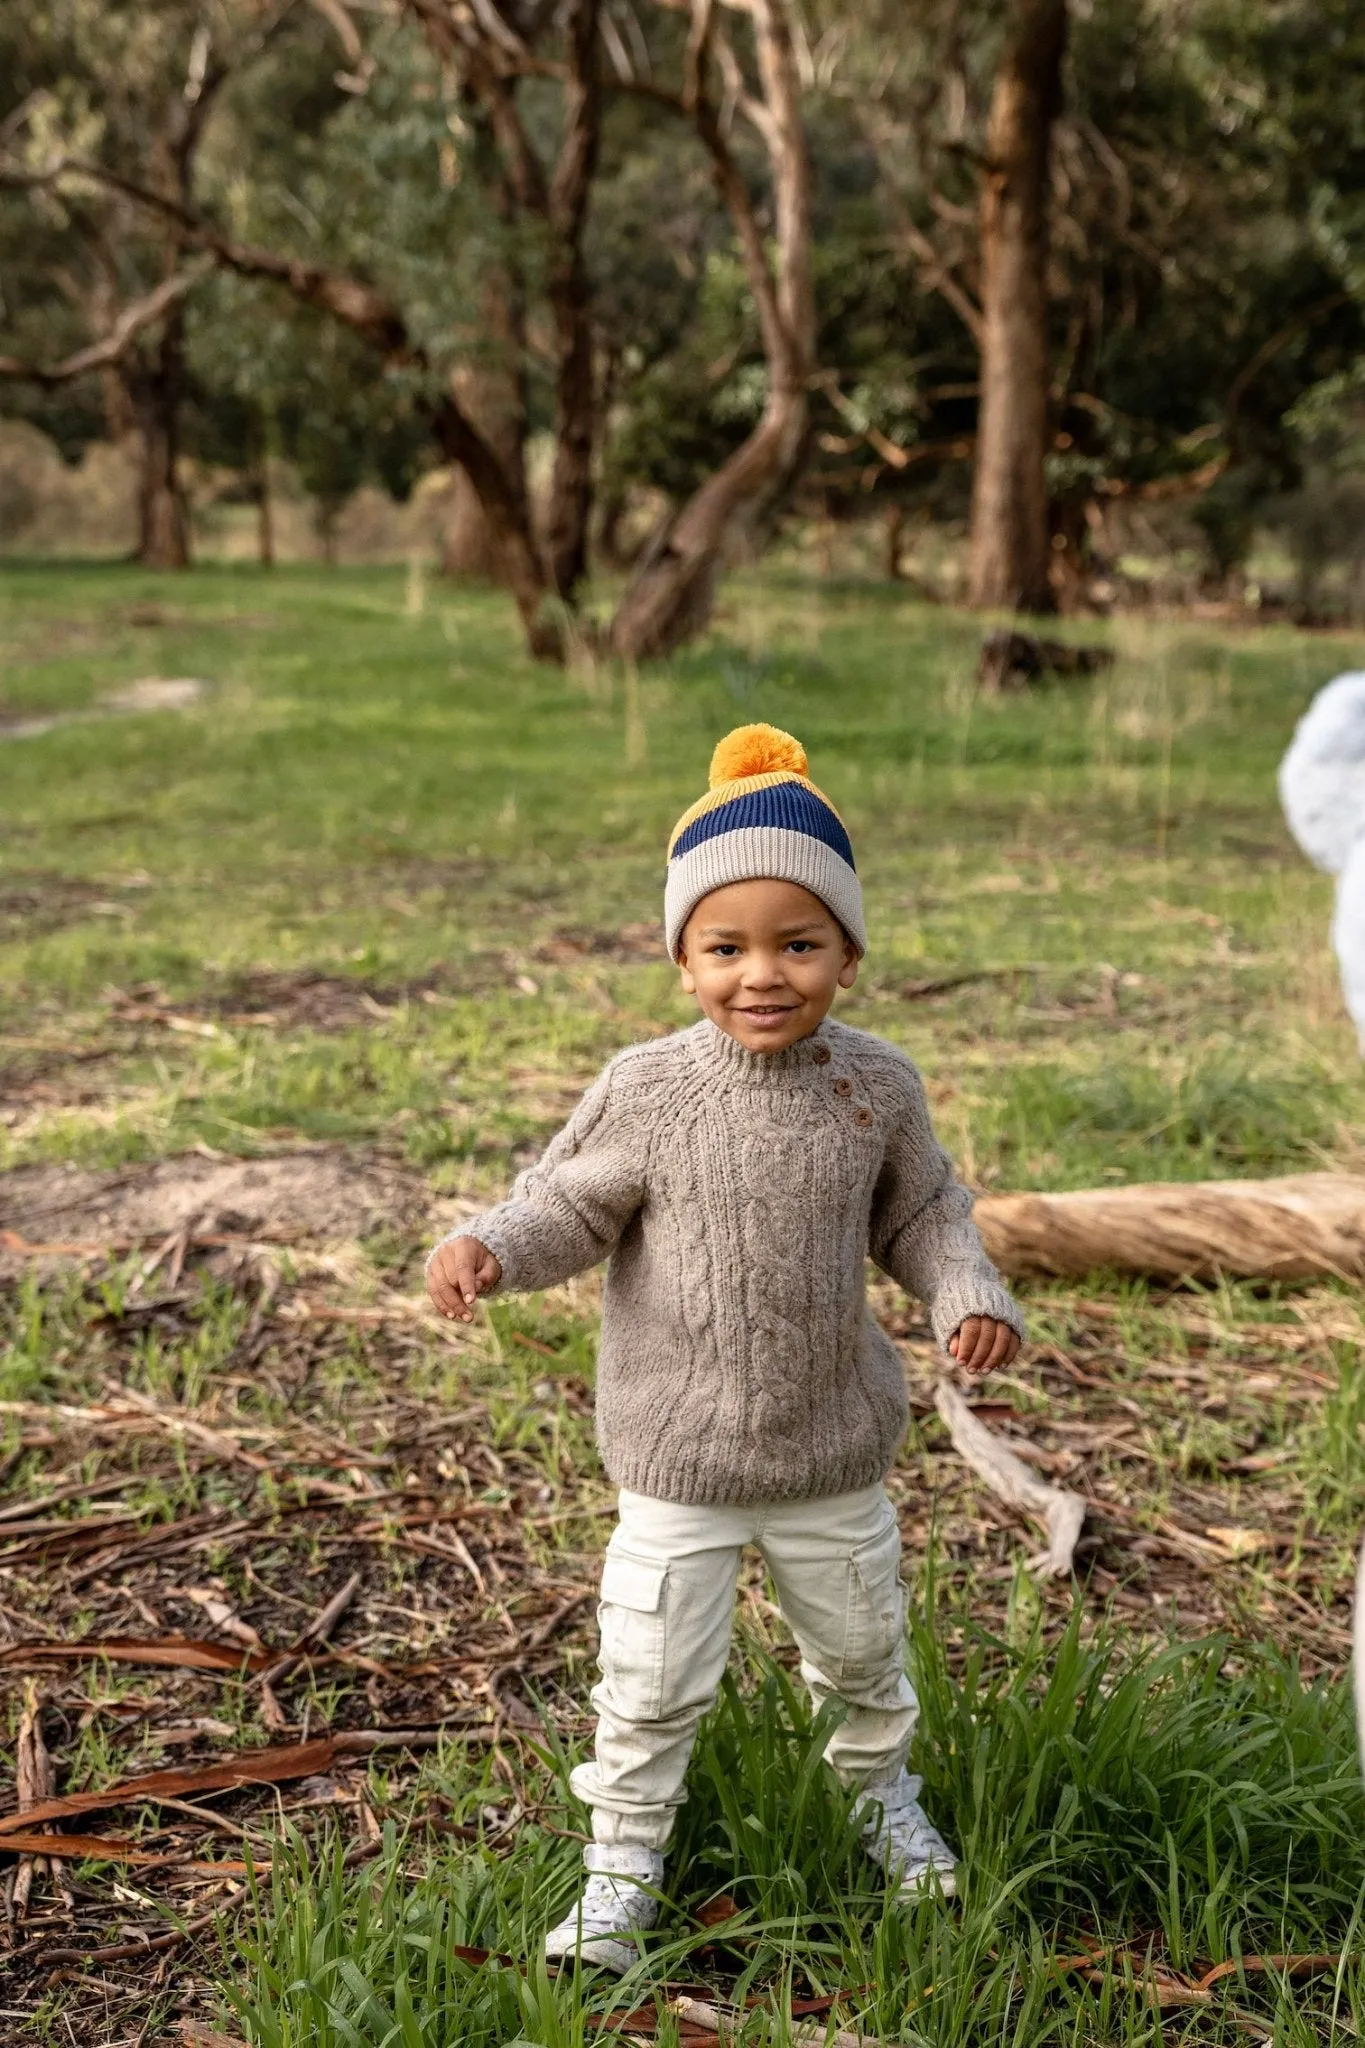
[12,1680,56,1919]
[669,1993,882,2047]
[258,1569,362,1691]
[0,1636,273,1675]
[934,1380,1086,1577]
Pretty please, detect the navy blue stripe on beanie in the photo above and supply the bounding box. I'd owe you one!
[670,781,857,870]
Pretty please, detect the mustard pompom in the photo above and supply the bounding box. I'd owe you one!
[708,723,808,788]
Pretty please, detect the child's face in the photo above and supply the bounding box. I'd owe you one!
[677,878,859,1053]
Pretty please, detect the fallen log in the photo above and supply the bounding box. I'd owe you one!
[974,1173,1365,1282]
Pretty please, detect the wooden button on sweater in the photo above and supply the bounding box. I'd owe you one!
[833,1076,853,1096]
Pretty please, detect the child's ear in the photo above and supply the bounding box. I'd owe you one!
[677,944,698,994]
[837,939,859,990]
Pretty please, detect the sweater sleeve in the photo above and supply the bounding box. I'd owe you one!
[868,1062,1025,1351]
[427,1059,646,1295]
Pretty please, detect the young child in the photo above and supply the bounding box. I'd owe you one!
[427,724,1024,1969]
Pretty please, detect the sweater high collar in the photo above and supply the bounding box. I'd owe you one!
[692,1015,832,1082]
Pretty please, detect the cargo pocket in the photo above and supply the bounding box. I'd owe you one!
[839,1517,906,1689]
[596,1548,668,1721]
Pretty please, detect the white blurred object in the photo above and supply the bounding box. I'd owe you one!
[1279,670,1365,1050]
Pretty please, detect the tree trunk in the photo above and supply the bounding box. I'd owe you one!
[967,0,1066,615]
[130,305,191,569]
[441,468,501,581]
[884,502,904,581]
[596,481,631,569]
[316,501,340,564]
[429,393,558,657]
[608,0,814,662]
[101,363,137,443]
[440,352,528,582]
[253,456,274,567]
[544,0,601,602]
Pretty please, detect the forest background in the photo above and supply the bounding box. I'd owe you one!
[2,0,1365,641]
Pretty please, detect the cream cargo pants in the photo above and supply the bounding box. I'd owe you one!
[570,1482,918,1850]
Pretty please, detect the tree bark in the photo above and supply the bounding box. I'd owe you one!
[884,502,904,581]
[441,467,502,581]
[975,1173,1365,1284]
[316,501,340,564]
[251,436,274,568]
[130,302,191,568]
[543,0,601,601]
[607,0,815,661]
[429,391,557,656]
[967,0,1067,615]
[439,313,528,582]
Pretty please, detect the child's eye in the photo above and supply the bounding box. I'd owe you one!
[709,943,740,957]
[787,940,817,954]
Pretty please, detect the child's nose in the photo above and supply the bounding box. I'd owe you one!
[742,951,785,984]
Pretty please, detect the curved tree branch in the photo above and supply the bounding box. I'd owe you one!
[608,0,815,658]
[18,149,561,642]
[615,79,788,375]
[406,0,603,601]
[543,0,601,596]
[0,262,211,385]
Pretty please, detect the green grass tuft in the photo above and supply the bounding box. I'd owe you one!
[225,1600,1365,2046]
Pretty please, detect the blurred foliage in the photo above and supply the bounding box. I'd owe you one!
[1,0,1363,580]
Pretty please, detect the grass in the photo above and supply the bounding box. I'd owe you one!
[4,559,1365,1186]
[4,559,1365,2044]
[228,1618,1365,2046]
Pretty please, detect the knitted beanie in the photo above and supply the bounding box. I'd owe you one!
[664,723,866,960]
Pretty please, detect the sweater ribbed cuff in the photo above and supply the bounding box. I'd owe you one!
[929,1274,1026,1351]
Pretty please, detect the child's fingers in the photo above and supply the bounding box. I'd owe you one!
[953,1317,983,1370]
[956,1316,1017,1376]
[979,1321,1016,1375]
[474,1249,502,1293]
[428,1269,472,1321]
[428,1242,481,1321]
[965,1323,1016,1377]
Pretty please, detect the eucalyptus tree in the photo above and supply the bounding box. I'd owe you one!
[814,0,1365,604]
[0,0,297,565]
[8,0,818,660]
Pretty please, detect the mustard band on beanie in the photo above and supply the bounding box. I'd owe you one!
[664,724,867,960]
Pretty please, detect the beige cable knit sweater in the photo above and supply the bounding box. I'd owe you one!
[443,1017,1024,1506]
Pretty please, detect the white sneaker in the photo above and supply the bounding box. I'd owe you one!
[857,1770,958,1899]
[543,1843,664,1972]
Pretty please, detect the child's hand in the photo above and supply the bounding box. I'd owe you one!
[427,1236,502,1322]
[948,1316,1019,1378]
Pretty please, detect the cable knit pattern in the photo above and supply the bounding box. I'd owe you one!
[434,1018,1024,1507]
